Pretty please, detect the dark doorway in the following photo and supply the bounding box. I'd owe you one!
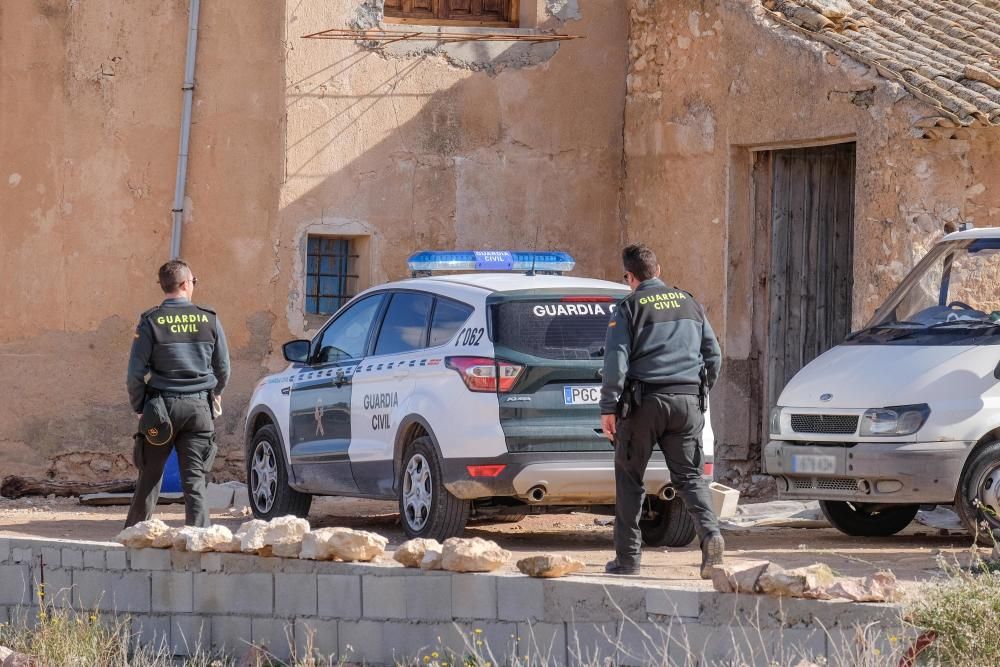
[751,142,856,430]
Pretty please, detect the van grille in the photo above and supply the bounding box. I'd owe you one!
[788,477,860,492]
[816,478,860,491]
[790,414,859,435]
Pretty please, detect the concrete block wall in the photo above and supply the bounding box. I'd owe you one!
[0,536,905,665]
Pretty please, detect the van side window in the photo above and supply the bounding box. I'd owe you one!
[314,294,385,364]
[430,298,473,347]
[374,292,434,356]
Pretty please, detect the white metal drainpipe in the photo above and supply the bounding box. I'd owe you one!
[169,0,202,260]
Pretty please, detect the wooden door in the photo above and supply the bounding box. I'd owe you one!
[763,143,855,409]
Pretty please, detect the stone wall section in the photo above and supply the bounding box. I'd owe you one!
[0,536,902,665]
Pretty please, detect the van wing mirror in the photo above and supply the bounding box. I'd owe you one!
[282,339,311,364]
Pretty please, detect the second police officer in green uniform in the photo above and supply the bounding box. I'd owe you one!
[125,259,230,529]
[600,243,725,578]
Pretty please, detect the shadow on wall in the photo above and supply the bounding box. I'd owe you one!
[277,24,626,339]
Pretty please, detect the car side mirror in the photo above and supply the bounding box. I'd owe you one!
[282,339,311,364]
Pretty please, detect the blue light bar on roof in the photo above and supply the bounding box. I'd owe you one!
[408,250,576,275]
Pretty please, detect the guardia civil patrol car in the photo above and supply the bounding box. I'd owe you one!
[244,251,715,545]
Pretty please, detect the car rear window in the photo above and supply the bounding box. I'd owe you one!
[491,299,620,360]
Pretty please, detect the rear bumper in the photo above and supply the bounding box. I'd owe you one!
[442,452,712,503]
[763,439,974,504]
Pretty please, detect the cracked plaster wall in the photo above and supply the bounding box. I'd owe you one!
[280,0,627,345]
[0,0,627,481]
[624,0,1000,489]
[0,0,285,481]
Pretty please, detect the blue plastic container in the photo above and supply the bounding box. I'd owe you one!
[162,449,182,493]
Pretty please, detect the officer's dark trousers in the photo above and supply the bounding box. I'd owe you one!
[613,393,719,565]
[125,393,217,528]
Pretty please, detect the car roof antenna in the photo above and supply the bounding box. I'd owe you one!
[527,222,542,276]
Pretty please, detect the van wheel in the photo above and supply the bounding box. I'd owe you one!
[955,440,1000,546]
[247,424,312,520]
[820,500,917,537]
[399,437,470,540]
[640,496,696,547]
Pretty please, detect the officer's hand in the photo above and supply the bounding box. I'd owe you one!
[601,414,617,441]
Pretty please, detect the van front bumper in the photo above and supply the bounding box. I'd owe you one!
[763,439,975,504]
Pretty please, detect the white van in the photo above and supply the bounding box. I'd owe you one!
[764,227,1000,542]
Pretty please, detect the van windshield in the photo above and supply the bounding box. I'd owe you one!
[853,238,1000,344]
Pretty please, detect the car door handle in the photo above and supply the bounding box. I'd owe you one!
[281,387,290,395]
[394,368,410,379]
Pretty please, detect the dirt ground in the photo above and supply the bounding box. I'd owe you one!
[0,495,984,587]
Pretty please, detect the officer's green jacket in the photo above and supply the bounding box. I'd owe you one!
[127,297,231,413]
[599,278,722,415]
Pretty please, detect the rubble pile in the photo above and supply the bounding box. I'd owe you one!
[115,517,387,563]
[440,537,512,572]
[710,560,900,602]
[394,537,511,572]
[516,554,586,578]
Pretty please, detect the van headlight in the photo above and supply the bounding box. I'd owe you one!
[769,407,783,436]
[859,404,930,436]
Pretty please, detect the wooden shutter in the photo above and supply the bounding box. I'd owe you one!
[385,0,514,24]
[444,0,511,21]
[384,0,436,20]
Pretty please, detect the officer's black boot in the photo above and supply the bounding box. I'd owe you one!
[700,533,725,579]
[604,558,641,576]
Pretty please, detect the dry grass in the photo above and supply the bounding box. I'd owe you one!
[904,551,1000,666]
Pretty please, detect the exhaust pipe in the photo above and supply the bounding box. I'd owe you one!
[657,485,676,501]
[527,485,547,503]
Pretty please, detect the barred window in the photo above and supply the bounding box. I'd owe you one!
[305,237,359,315]
[383,0,517,26]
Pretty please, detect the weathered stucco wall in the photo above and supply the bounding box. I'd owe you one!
[624,0,1000,489]
[0,0,285,481]
[278,0,627,342]
[0,0,627,480]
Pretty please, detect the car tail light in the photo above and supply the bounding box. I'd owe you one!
[561,296,615,302]
[446,357,523,393]
[467,464,506,478]
[704,463,714,477]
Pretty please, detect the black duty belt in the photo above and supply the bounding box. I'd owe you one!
[638,382,700,395]
[152,390,209,399]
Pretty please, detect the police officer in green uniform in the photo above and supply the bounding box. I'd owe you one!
[600,244,724,578]
[125,260,230,528]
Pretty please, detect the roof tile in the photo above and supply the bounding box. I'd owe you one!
[762,0,1000,125]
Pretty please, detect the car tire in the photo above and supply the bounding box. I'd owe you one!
[819,500,917,537]
[472,512,529,525]
[955,440,1000,546]
[398,436,470,540]
[247,424,312,520]
[640,496,697,547]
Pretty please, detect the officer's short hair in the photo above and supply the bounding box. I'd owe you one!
[158,260,192,293]
[622,244,658,281]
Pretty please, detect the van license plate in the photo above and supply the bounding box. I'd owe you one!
[564,386,601,405]
[791,455,837,475]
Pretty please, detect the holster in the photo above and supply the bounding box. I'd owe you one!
[616,379,641,420]
[698,366,708,413]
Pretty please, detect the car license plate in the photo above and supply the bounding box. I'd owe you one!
[791,454,837,475]
[564,385,601,405]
